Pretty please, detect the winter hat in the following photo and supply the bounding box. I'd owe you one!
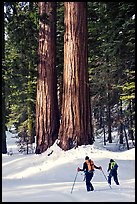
[110,159,114,162]
[85,156,89,160]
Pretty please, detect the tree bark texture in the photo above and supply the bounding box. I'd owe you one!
[36,2,59,153]
[58,2,93,150]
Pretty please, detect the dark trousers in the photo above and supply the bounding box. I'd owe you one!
[108,170,119,185]
[85,172,94,191]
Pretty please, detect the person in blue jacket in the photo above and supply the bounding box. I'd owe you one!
[107,159,120,185]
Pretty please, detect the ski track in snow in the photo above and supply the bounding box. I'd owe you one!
[2,131,135,202]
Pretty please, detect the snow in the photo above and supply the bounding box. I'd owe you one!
[2,131,135,202]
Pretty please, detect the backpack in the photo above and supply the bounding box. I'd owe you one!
[111,161,118,170]
[85,159,94,172]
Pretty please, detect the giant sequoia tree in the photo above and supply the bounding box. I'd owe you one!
[35,2,59,153]
[58,2,93,150]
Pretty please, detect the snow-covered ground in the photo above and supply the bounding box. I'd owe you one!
[2,131,135,202]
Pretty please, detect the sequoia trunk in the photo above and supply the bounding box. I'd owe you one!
[58,2,93,150]
[35,2,59,153]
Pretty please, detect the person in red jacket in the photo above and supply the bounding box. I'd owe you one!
[77,156,102,191]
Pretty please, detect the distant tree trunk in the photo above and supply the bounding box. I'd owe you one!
[102,111,106,145]
[99,108,103,129]
[105,4,112,144]
[123,123,130,150]
[58,2,93,151]
[107,83,112,143]
[35,2,59,154]
[2,79,7,154]
[119,99,123,144]
[27,61,33,144]
[128,100,134,143]
[103,125,106,145]
[2,17,7,154]
[118,100,129,150]
[27,2,34,146]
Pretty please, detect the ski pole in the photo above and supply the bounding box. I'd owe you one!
[101,169,112,189]
[70,171,78,194]
[83,174,86,181]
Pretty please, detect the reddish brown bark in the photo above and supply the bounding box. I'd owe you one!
[58,2,93,150]
[35,2,59,153]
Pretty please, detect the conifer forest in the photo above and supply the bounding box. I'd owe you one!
[2,2,135,154]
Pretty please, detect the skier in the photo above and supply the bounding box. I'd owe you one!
[77,156,102,192]
[107,159,120,185]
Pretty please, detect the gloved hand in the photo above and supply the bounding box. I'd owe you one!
[99,166,102,170]
[77,167,80,172]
